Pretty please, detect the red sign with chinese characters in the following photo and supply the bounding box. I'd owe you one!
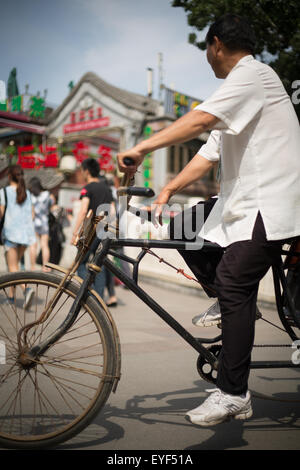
[17,145,59,168]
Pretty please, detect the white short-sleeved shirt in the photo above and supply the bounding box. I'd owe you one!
[195,55,300,247]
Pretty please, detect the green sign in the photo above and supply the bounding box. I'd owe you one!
[11,95,22,112]
[29,96,45,119]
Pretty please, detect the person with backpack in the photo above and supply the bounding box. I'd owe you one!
[0,165,36,308]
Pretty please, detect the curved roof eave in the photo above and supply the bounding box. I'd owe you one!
[48,72,160,122]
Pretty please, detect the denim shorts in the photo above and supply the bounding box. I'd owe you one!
[3,240,27,252]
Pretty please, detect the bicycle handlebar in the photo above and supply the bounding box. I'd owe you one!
[123,157,135,166]
[120,157,155,198]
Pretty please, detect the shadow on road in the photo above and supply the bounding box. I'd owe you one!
[60,378,300,450]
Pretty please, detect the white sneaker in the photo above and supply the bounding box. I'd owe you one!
[192,300,262,327]
[192,301,221,327]
[186,388,253,426]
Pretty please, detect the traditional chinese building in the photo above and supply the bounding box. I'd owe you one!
[46,72,218,208]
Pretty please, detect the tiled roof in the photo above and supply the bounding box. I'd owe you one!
[0,168,64,190]
[49,72,160,122]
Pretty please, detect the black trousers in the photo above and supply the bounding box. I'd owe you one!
[169,198,286,395]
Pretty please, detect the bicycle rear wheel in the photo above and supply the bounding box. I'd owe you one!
[0,271,118,449]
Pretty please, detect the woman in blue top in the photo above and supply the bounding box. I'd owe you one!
[0,165,36,307]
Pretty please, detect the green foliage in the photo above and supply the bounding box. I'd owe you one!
[172,0,300,119]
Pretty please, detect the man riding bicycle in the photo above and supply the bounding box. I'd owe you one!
[117,14,300,426]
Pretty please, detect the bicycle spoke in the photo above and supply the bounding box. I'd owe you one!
[39,363,78,415]
[28,286,69,346]
[26,367,66,431]
[1,369,29,433]
[0,360,19,386]
[36,358,105,378]
[48,342,104,360]
[0,303,21,348]
[36,368,99,392]
[56,317,96,339]
[51,328,101,347]
[40,363,96,408]
[44,355,104,368]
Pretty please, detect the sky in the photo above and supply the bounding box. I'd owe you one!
[0,0,220,109]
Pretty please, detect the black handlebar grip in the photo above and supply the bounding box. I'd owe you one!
[126,187,155,198]
[123,157,135,166]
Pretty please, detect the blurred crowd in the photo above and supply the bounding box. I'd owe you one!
[0,157,129,307]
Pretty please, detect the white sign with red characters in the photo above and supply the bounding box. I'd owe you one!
[63,107,110,134]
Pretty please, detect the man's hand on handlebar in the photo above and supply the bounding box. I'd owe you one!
[117,148,145,175]
[141,187,173,228]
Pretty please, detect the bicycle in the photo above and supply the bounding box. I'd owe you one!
[0,164,299,449]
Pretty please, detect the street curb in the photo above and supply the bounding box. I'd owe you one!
[138,272,276,310]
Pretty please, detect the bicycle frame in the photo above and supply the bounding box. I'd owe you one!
[106,238,300,371]
[28,233,300,374]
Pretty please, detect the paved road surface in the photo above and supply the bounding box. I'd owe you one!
[53,279,300,451]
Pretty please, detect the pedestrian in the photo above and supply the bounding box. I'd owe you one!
[71,158,114,299]
[28,177,54,272]
[117,14,300,426]
[48,195,69,265]
[0,164,35,307]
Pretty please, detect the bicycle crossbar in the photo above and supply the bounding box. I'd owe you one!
[110,239,220,250]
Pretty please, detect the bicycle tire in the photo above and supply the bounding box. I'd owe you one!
[0,271,118,449]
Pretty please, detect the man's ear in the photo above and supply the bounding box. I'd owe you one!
[213,36,223,54]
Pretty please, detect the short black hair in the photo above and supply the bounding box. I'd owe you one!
[206,14,256,55]
[28,176,43,196]
[81,158,100,177]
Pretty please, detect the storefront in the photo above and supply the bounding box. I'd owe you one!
[0,78,62,191]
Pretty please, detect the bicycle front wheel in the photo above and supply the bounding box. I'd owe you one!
[0,271,119,449]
